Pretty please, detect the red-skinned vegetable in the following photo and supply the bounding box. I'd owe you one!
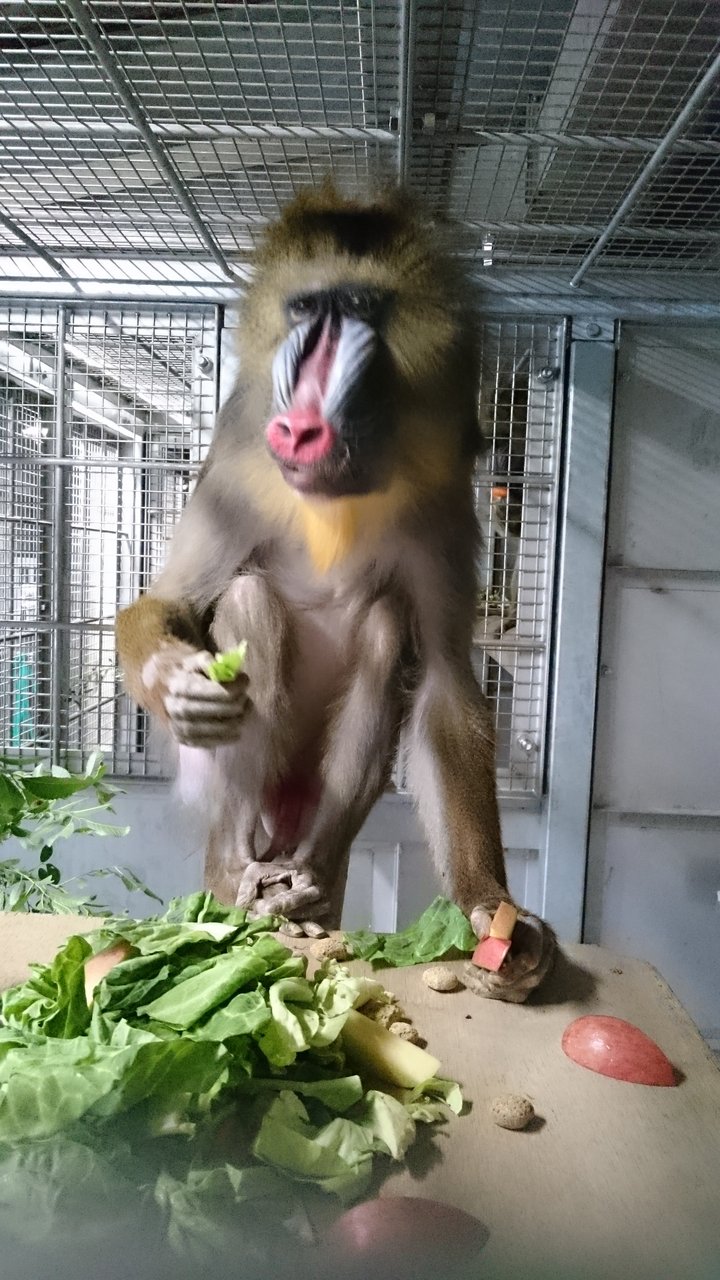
[318,1195,488,1280]
[562,1015,677,1086]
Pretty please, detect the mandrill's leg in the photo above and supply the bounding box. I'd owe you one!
[405,664,556,1003]
[197,574,296,904]
[238,597,406,926]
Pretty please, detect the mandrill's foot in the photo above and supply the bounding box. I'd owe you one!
[235,860,329,922]
[463,904,557,1004]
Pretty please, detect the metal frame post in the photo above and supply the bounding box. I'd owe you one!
[397,0,417,185]
[49,305,69,765]
[540,327,616,939]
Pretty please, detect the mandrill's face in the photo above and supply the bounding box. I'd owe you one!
[265,280,397,500]
[239,190,479,557]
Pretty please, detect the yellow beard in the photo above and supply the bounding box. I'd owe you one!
[242,431,460,576]
[298,478,412,574]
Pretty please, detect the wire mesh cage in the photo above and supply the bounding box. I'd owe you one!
[473,319,564,795]
[0,301,217,774]
[0,2,718,295]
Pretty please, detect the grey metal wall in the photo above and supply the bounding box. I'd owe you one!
[586,323,720,1046]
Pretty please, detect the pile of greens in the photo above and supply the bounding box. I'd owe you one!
[0,893,461,1277]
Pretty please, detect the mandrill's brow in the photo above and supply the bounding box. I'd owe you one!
[284,283,394,327]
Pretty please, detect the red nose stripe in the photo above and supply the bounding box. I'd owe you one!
[293,317,337,409]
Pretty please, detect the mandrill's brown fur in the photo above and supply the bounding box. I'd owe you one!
[116,185,556,1003]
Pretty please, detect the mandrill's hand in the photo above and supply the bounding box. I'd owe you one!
[142,642,250,748]
[463,902,557,1004]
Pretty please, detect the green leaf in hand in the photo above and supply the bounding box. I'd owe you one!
[206,642,247,684]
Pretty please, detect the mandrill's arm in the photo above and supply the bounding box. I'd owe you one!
[405,661,556,1002]
[401,519,557,1003]
[116,467,253,745]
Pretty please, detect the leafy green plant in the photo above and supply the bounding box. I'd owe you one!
[0,750,161,915]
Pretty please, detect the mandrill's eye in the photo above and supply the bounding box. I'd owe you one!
[348,292,369,320]
[343,287,389,325]
[287,294,319,326]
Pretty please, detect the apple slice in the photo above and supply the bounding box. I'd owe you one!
[320,1196,488,1280]
[562,1015,677,1086]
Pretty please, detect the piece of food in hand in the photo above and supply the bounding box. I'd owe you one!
[319,1196,488,1280]
[562,1015,677,1086]
[83,940,135,1004]
[422,964,461,992]
[341,1009,441,1088]
[311,937,349,961]
[489,900,518,939]
[206,641,248,683]
[471,901,518,972]
[490,1094,535,1130]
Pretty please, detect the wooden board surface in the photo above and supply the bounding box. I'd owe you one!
[1,915,718,1280]
[364,946,720,1280]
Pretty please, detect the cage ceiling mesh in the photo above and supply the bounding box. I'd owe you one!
[0,0,718,294]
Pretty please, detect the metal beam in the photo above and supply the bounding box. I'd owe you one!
[60,0,235,282]
[50,306,68,765]
[0,246,254,264]
[457,219,720,245]
[570,50,720,287]
[0,211,80,291]
[423,129,720,156]
[541,333,616,939]
[0,116,396,146]
[397,0,417,186]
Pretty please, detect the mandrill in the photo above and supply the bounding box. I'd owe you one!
[116,186,555,1002]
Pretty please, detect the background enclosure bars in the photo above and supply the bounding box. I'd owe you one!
[0,302,217,775]
[0,2,718,298]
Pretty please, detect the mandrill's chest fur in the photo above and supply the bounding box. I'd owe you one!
[268,534,392,733]
[251,536,402,853]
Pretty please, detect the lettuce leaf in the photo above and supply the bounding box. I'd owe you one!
[345,895,477,966]
[0,1022,227,1141]
[139,935,291,1030]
